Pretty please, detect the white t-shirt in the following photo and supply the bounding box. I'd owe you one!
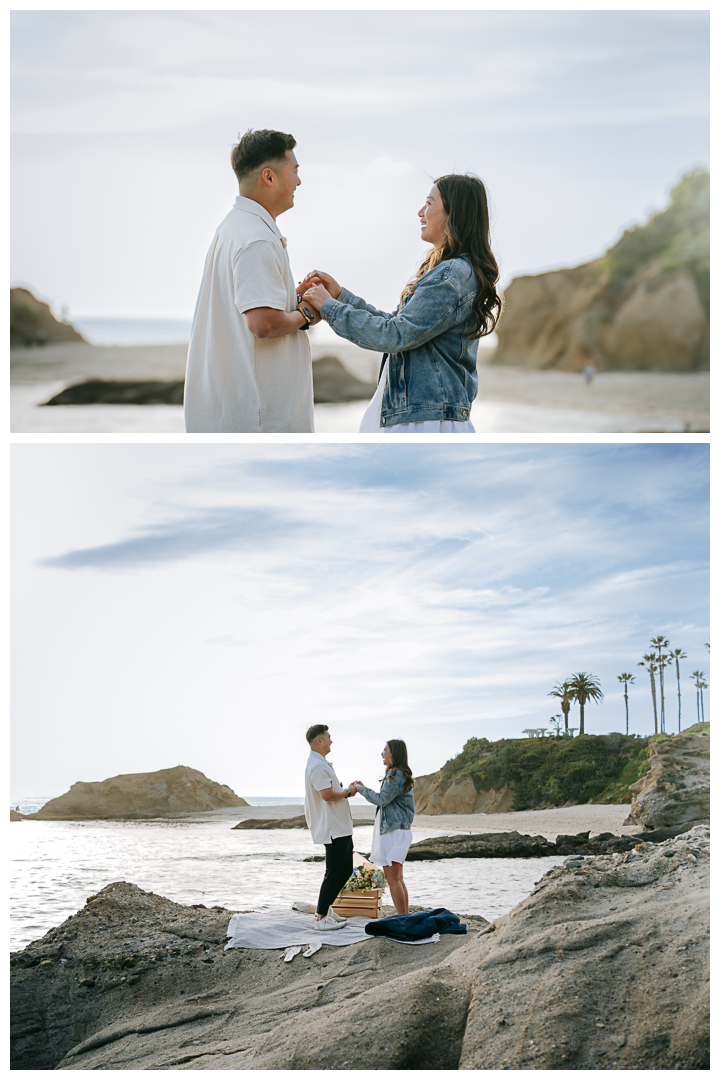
[184,195,314,433]
[304,751,353,846]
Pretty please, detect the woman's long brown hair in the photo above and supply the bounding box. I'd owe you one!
[400,173,501,339]
[384,739,414,793]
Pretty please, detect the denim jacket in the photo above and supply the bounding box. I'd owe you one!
[356,770,415,835]
[320,256,480,425]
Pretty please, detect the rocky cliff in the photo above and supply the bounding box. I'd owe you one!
[413,732,652,814]
[493,169,709,372]
[414,773,514,814]
[10,827,709,1070]
[10,288,86,347]
[25,766,248,820]
[624,733,709,830]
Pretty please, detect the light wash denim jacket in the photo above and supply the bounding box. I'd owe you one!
[356,770,415,835]
[320,256,480,425]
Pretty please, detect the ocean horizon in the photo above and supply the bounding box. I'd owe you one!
[72,317,193,347]
[11,794,305,816]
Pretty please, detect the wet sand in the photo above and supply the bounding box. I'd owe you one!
[11,342,709,433]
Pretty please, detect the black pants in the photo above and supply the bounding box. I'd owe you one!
[317,834,354,917]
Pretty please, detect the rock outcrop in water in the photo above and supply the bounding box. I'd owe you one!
[624,733,710,830]
[10,827,708,1070]
[10,287,86,348]
[25,766,248,820]
[232,815,307,830]
[492,169,709,372]
[404,825,693,861]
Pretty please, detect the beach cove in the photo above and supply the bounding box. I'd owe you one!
[11,341,709,433]
[10,799,640,954]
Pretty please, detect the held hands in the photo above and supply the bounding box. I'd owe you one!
[346,782,360,796]
[297,270,342,315]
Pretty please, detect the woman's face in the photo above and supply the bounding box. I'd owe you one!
[381,744,393,768]
[418,185,449,248]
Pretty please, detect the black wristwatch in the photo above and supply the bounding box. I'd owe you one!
[297,305,314,330]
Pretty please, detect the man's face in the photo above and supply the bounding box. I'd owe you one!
[272,150,301,214]
[315,730,332,756]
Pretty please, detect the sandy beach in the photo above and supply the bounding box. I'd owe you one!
[11,341,709,433]
[230,800,641,842]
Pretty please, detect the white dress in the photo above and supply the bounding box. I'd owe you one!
[359,361,475,434]
[369,811,413,867]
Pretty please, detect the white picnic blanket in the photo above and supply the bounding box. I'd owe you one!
[225,909,440,950]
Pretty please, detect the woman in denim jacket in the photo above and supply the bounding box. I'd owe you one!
[300,173,501,433]
[351,740,415,914]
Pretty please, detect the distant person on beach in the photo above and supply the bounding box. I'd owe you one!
[184,129,319,433]
[304,725,357,931]
[299,174,501,433]
[582,363,596,385]
[351,740,415,914]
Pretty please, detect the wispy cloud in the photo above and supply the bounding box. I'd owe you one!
[13,444,709,793]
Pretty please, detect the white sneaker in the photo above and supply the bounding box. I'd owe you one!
[314,914,347,931]
[327,907,345,923]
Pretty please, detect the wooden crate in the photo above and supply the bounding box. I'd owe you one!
[333,887,383,919]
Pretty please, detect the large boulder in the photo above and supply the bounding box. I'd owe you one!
[25,766,248,820]
[624,734,709,829]
[492,169,709,372]
[11,829,708,1070]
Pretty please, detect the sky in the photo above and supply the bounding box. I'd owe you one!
[10,7,709,320]
[11,443,710,799]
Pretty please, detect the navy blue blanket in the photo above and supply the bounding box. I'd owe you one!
[364,908,466,941]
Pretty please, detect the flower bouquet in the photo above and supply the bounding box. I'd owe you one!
[344,865,386,891]
[333,863,385,919]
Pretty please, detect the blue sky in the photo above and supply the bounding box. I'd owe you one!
[10,8,709,319]
[12,443,709,797]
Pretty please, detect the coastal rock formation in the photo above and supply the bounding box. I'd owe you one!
[413,773,514,815]
[11,810,26,821]
[10,828,708,1070]
[624,733,710,830]
[44,379,185,406]
[40,355,374,408]
[404,827,688,861]
[493,169,709,372]
[406,830,557,860]
[232,815,307,830]
[26,766,248,821]
[10,287,86,348]
[311,354,374,403]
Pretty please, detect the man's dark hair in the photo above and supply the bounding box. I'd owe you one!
[306,724,329,746]
[232,128,296,183]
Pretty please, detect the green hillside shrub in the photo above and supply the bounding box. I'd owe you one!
[438,733,652,810]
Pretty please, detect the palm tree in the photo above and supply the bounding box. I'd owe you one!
[650,636,671,733]
[617,673,635,736]
[568,672,603,735]
[548,681,573,734]
[639,655,659,734]
[691,671,705,724]
[699,681,707,721]
[668,647,687,733]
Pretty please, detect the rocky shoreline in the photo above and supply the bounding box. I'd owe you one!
[403,822,701,860]
[11,826,709,1070]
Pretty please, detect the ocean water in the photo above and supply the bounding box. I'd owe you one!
[10,798,564,953]
[72,318,192,346]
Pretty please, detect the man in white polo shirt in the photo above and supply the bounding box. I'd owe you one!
[304,724,358,931]
[184,128,318,432]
